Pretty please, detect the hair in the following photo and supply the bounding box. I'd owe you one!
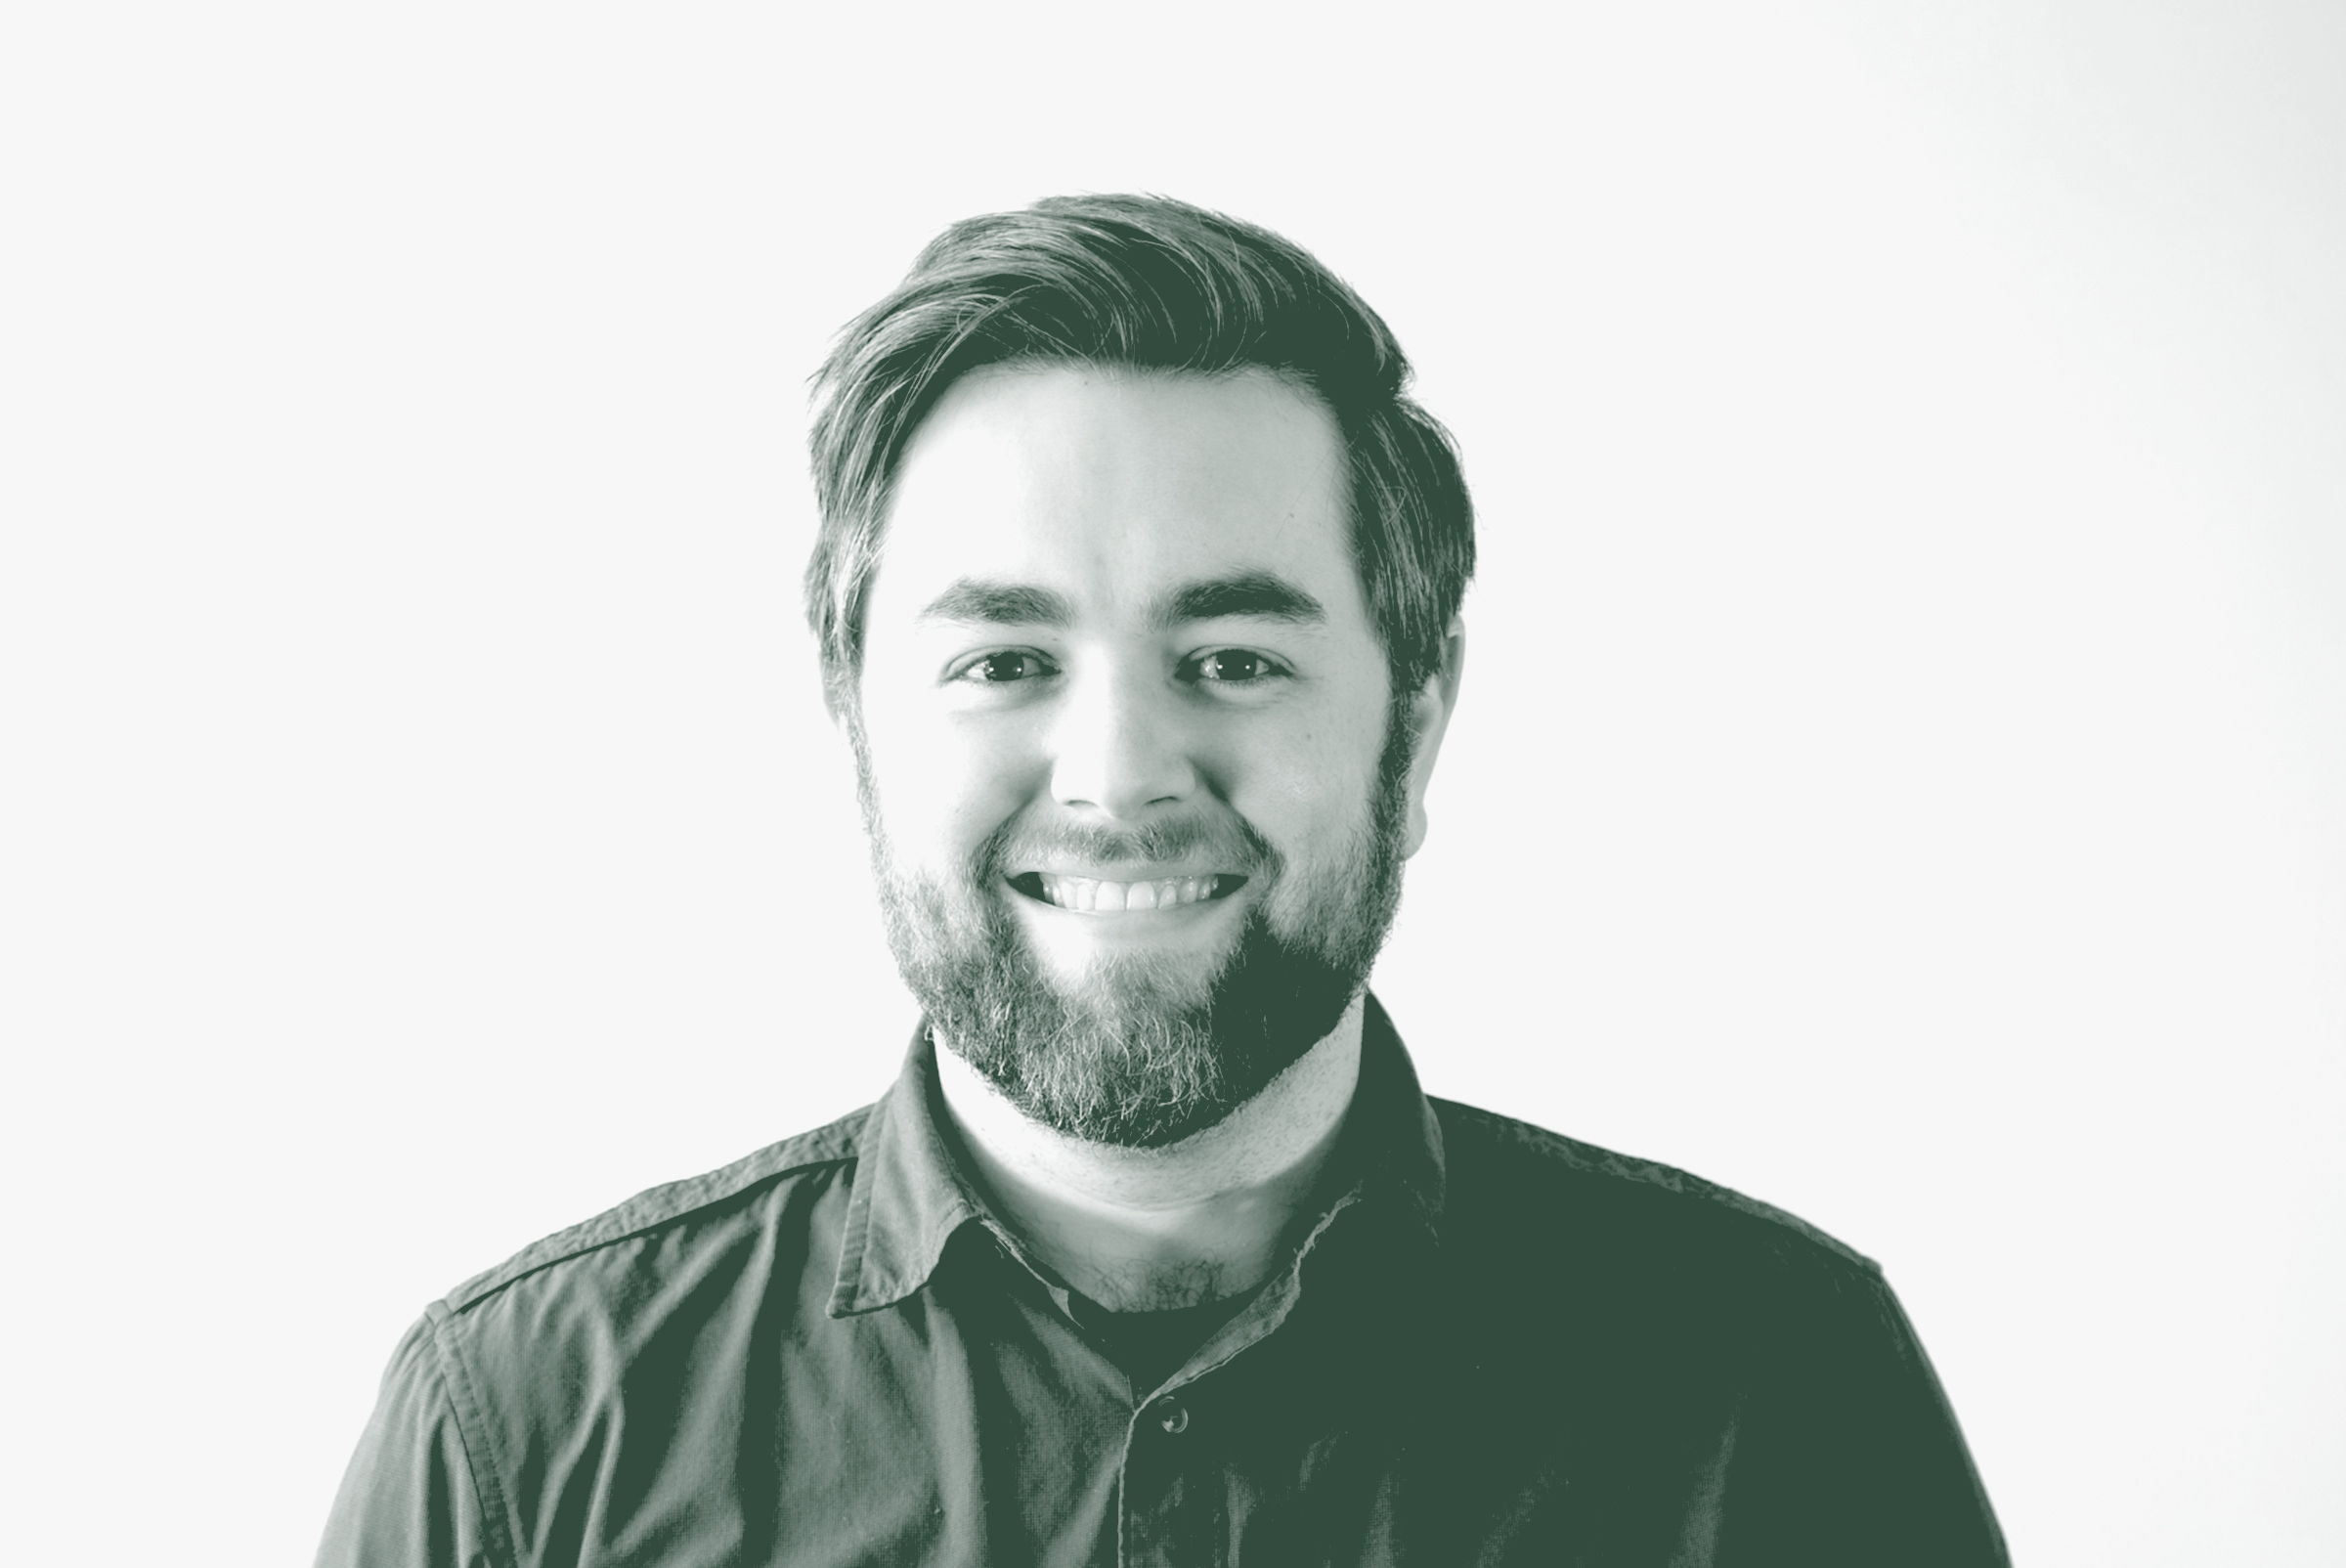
[804,193,1474,714]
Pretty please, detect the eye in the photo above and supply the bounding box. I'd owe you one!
[951,649,1058,685]
[1185,649,1285,684]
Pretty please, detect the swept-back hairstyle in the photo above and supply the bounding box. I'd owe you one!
[804,193,1474,713]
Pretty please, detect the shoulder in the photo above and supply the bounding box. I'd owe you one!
[1429,1096,1880,1282]
[344,1109,885,1556]
[435,1104,875,1322]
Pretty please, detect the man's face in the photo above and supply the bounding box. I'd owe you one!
[851,364,1443,1148]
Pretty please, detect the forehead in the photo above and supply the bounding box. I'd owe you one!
[867,364,1363,627]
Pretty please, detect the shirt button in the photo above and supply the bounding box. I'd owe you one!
[1155,1400,1190,1435]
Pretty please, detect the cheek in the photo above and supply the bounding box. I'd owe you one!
[1232,697,1387,857]
[860,701,1040,861]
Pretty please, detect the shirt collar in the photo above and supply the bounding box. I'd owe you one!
[1342,991,1449,1236]
[827,992,1448,1318]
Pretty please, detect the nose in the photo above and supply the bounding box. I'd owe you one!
[1048,663,1199,820]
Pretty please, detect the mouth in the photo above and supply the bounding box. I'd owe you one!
[1006,871,1249,914]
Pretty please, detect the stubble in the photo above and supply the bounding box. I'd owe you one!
[850,696,1414,1149]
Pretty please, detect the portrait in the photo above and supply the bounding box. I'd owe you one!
[5,5,2339,1566]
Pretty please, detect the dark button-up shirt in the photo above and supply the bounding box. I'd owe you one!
[318,999,2008,1566]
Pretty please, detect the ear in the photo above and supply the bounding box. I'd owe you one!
[1399,618,1466,860]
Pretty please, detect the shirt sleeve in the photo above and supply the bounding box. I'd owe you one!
[1725,1260,2011,1567]
[315,1315,500,1568]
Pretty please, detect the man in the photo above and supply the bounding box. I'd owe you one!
[319,195,2008,1566]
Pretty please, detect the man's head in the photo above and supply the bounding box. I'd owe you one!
[808,196,1473,1148]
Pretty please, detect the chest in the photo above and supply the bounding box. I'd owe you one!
[501,1269,1748,1568]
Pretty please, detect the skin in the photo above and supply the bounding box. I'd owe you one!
[852,363,1463,1311]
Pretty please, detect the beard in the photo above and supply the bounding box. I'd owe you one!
[851,698,1415,1149]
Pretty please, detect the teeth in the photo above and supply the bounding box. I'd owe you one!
[1036,874,1220,912]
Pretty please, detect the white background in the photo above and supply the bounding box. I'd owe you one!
[5,3,2341,1563]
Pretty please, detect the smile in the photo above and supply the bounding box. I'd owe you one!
[1007,871,1248,914]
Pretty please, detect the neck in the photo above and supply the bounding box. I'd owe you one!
[934,996,1366,1313]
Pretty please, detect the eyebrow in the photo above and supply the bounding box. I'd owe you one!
[915,580,1075,628]
[914,571,1327,632]
[1153,572,1325,630]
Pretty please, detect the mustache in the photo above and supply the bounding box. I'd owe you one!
[977,810,1279,880]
